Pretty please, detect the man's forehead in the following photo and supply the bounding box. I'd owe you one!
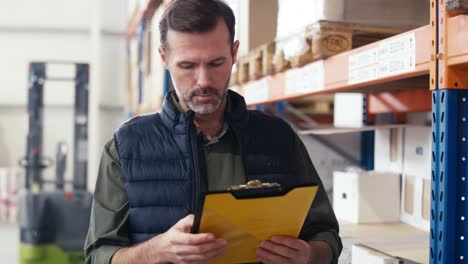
[165,32,231,61]
[165,20,231,50]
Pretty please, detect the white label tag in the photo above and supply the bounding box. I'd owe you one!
[243,78,269,105]
[349,33,416,84]
[285,61,324,95]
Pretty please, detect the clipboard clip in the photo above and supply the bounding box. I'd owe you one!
[227,180,288,199]
[228,180,281,190]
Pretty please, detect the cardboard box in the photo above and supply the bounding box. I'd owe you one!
[401,127,432,231]
[373,126,432,231]
[374,128,404,173]
[275,0,429,61]
[333,93,364,128]
[333,171,400,223]
[276,0,429,41]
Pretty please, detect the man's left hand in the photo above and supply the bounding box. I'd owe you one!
[256,235,332,264]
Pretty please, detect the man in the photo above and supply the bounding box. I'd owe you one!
[85,0,342,263]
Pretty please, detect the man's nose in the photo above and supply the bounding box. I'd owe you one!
[196,66,213,88]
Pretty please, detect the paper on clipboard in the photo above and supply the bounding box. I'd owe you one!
[195,185,319,264]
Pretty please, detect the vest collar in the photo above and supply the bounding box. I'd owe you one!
[160,90,249,132]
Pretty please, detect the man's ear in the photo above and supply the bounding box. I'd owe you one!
[158,47,168,69]
[232,40,240,65]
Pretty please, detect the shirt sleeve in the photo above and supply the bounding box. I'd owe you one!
[292,133,343,264]
[84,138,130,264]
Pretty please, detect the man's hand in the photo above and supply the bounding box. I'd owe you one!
[112,214,227,264]
[145,214,227,264]
[256,236,332,264]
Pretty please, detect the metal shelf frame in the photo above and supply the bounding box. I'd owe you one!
[430,0,468,263]
[126,0,164,116]
[232,15,468,107]
[232,4,468,264]
[126,1,468,262]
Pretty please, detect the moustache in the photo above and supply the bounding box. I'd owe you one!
[189,87,219,98]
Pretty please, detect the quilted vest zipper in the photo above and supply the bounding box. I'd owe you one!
[186,117,200,214]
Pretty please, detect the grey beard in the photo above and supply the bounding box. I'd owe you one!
[183,76,231,115]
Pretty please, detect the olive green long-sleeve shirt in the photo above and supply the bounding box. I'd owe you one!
[85,124,246,264]
[85,95,342,264]
[85,134,342,263]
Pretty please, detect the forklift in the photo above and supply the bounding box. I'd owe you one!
[19,62,93,264]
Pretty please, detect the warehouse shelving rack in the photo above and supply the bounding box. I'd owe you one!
[128,1,468,262]
[231,5,468,264]
[126,0,163,116]
[430,1,468,263]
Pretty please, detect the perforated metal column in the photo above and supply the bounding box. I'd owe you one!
[431,89,468,263]
[361,94,374,170]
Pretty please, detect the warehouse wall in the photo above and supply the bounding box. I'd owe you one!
[0,0,92,29]
[0,0,128,191]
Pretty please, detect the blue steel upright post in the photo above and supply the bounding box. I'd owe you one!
[361,95,374,170]
[430,1,468,263]
[431,89,468,263]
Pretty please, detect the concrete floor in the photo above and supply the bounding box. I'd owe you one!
[0,224,377,264]
[0,224,19,263]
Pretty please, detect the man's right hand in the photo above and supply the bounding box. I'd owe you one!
[112,214,227,264]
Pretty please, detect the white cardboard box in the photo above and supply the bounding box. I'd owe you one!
[374,128,404,173]
[333,171,400,223]
[333,93,364,128]
[401,127,432,231]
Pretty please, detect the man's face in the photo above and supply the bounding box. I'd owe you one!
[159,20,239,115]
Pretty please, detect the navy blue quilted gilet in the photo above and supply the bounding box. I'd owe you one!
[114,97,197,244]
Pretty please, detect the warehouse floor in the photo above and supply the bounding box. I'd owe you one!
[1,223,430,264]
[0,224,19,263]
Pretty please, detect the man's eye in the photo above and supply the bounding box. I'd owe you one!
[179,63,194,69]
[210,61,224,67]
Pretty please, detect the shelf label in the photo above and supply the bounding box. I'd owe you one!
[285,61,324,95]
[349,33,416,84]
[243,78,269,105]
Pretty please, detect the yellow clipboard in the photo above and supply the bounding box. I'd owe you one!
[193,184,319,264]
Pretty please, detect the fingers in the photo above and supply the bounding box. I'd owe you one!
[174,239,227,255]
[259,240,297,259]
[256,247,290,264]
[172,240,228,263]
[173,214,195,232]
[271,235,309,251]
[171,232,217,245]
[257,237,312,264]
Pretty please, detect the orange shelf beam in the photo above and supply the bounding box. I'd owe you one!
[368,89,432,114]
[232,15,468,106]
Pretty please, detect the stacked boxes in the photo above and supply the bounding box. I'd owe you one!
[333,170,401,224]
[332,126,432,231]
[374,127,432,231]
